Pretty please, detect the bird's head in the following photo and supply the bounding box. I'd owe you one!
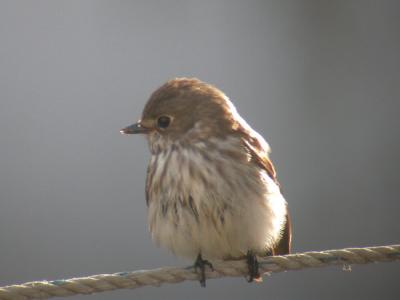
[121,78,243,153]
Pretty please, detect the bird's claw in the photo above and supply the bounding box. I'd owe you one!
[246,251,261,282]
[194,254,214,287]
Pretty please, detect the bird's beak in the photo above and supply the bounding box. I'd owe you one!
[120,121,149,135]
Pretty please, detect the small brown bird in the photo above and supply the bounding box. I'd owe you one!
[121,78,291,286]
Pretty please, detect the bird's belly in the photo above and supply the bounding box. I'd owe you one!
[146,148,287,261]
[147,185,287,261]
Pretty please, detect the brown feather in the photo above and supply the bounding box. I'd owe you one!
[238,125,292,254]
[272,210,292,255]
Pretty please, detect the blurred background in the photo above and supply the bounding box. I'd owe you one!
[0,1,399,299]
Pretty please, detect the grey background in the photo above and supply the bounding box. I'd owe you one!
[0,1,399,299]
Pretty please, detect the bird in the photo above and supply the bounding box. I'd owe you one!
[121,78,291,286]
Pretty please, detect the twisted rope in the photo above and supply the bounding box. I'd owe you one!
[0,244,399,300]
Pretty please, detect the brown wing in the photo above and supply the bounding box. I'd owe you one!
[240,128,292,255]
[250,148,292,255]
[272,210,292,255]
[240,128,278,185]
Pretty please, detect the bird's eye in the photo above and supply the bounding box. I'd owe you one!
[157,115,171,129]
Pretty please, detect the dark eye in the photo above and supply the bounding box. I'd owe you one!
[157,115,171,129]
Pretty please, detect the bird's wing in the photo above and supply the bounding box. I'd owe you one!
[240,128,278,185]
[272,210,292,255]
[239,127,292,255]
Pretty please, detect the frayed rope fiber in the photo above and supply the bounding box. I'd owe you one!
[0,244,399,300]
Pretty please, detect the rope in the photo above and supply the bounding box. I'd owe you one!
[0,244,399,300]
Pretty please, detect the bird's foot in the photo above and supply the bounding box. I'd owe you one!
[246,251,262,282]
[194,253,214,287]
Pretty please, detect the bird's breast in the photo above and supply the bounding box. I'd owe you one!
[145,139,287,260]
[146,138,253,203]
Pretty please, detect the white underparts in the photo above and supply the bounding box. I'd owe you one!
[146,137,287,261]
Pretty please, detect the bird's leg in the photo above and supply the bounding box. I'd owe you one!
[246,250,261,282]
[194,253,214,287]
